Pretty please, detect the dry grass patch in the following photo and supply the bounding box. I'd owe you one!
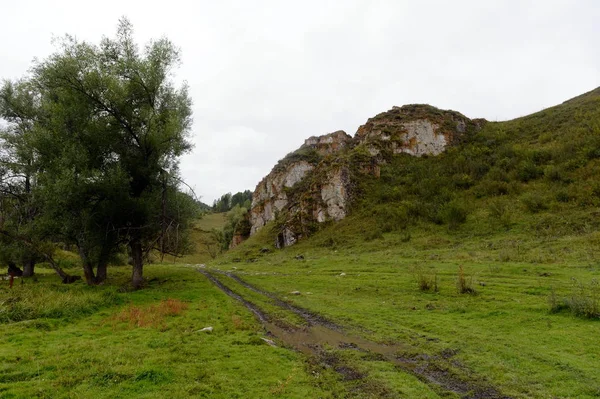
[110,298,189,329]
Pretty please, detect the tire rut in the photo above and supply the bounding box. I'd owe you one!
[198,268,511,399]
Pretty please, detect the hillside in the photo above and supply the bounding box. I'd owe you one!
[243,87,600,250]
[3,88,600,399]
[206,87,600,398]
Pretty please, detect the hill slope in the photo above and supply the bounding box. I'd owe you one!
[243,86,600,250]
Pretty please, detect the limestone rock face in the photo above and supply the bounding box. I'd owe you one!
[303,130,352,156]
[355,104,474,158]
[316,168,349,223]
[243,104,478,248]
[250,160,314,235]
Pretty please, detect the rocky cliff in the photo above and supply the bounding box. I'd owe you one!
[245,104,480,248]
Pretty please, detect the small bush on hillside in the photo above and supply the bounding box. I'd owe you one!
[439,201,468,230]
[549,279,600,319]
[555,190,572,203]
[456,265,476,295]
[413,266,438,292]
[544,165,567,183]
[363,228,384,242]
[515,160,544,182]
[374,205,410,233]
[472,180,509,198]
[488,198,512,229]
[522,193,549,213]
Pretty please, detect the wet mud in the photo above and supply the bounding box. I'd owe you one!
[198,268,510,399]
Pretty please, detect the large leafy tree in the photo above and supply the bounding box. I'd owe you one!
[0,18,195,288]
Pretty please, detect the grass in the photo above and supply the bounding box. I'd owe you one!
[216,222,600,398]
[0,265,342,398]
[160,212,227,265]
[3,89,600,397]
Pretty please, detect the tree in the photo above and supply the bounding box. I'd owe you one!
[1,18,194,288]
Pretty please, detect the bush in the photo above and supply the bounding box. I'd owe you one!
[515,160,543,182]
[413,266,438,292]
[364,228,384,242]
[473,180,509,198]
[456,265,476,294]
[488,198,512,228]
[439,201,468,230]
[549,278,600,319]
[522,193,548,213]
[374,205,410,233]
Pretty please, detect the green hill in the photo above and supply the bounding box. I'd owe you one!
[210,88,600,398]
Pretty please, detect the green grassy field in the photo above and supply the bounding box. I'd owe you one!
[3,225,598,398]
[0,265,342,398]
[213,223,600,398]
[160,213,227,265]
[3,90,600,398]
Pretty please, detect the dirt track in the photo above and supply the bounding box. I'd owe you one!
[198,268,511,399]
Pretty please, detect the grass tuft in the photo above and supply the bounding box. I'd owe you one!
[456,265,476,295]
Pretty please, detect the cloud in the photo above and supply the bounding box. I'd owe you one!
[1,0,599,202]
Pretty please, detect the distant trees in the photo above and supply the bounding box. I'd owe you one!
[212,190,252,212]
[0,18,196,288]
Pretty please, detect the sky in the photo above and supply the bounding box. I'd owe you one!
[1,0,599,204]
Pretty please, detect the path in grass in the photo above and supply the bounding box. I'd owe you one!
[200,268,510,399]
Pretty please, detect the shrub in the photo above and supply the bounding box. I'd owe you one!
[515,160,543,182]
[439,201,468,230]
[549,279,600,319]
[488,198,512,228]
[375,204,410,233]
[364,228,384,242]
[413,266,438,292]
[555,190,571,203]
[456,265,476,294]
[522,193,548,213]
[473,180,509,198]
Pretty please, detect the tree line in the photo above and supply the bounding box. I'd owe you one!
[0,19,197,288]
[212,190,252,213]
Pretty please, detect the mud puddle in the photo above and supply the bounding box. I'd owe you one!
[199,269,510,399]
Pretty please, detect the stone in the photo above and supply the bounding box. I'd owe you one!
[261,337,277,347]
[250,161,314,235]
[290,291,301,295]
[246,103,477,248]
[302,130,352,156]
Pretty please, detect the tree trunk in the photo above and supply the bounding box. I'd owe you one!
[0,229,71,282]
[78,247,96,285]
[95,262,107,284]
[22,260,35,277]
[130,238,144,289]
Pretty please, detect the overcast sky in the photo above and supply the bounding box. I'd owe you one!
[1,1,599,203]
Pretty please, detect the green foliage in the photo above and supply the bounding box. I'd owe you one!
[456,265,476,295]
[221,205,251,250]
[439,200,468,230]
[212,190,252,212]
[413,265,438,292]
[521,192,549,213]
[549,278,600,319]
[0,18,195,286]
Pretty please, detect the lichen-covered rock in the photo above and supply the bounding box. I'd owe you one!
[315,167,350,223]
[244,103,477,248]
[250,160,314,235]
[303,130,352,156]
[356,104,475,158]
